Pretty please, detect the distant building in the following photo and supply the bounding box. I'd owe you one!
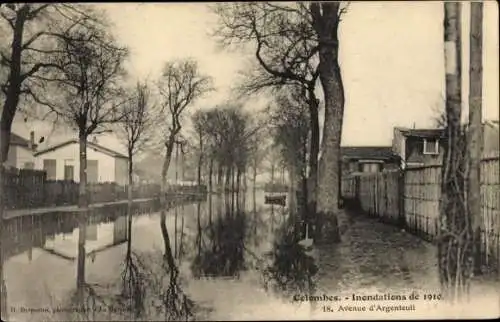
[5,131,37,169]
[392,127,446,169]
[341,146,400,176]
[34,139,128,185]
[134,151,197,185]
[392,121,499,169]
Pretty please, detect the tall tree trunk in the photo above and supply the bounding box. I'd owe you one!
[236,168,241,193]
[0,9,30,318]
[253,165,257,192]
[439,2,470,302]
[196,201,202,256]
[76,132,89,299]
[174,206,178,258]
[198,133,203,187]
[225,166,231,191]
[217,163,223,189]
[208,158,213,193]
[208,193,213,225]
[288,165,297,214]
[160,135,177,273]
[311,3,344,244]
[305,88,320,215]
[468,0,483,274]
[231,166,236,193]
[174,143,179,184]
[126,153,133,260]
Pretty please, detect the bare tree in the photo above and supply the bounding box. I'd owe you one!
[0,4,105,316]
[156,59,212,273]
[247,129,268,192]
[191,109,208,187]
[213,2,322,213]
[270,86,310,216]
[467,1,484,275]
[115,80,156,302]
[439,2,471,302]
[45,17,129,299]
[214,2,349,244]
[310,2,347,243]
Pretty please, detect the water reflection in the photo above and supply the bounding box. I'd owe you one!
[262,213,318,298]
[190,194,248,278]
[2,210,129,264]
[3,191,319,320]
[186,191,317,301]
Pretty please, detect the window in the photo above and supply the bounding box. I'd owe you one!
[64,165,74,181]
[423,138,439,155]
[43,159,57,180]
[64,159,74,181]
[87,160,99,183]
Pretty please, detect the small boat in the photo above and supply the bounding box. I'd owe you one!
[264,194,286,206]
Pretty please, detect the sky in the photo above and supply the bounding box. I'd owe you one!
[12,1,499,151]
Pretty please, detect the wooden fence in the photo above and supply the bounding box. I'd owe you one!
[2,168,207,210]
[341,156,500,271]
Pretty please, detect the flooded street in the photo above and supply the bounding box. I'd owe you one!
[3,190,499,321]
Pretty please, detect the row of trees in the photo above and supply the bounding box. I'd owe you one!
[191,104,264,194]
[213,2,348,243]
[0,3,213,315]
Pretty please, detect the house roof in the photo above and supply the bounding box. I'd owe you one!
[341,146,398,161]
[398,128,445,139]
[10,132,37,149]
[34,139,127,159]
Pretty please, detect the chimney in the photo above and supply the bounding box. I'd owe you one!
[29,131,35,151]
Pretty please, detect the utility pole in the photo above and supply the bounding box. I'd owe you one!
[439,1,467,300]
[468,1,484,273]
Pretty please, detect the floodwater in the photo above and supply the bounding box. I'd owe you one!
[2,190,500,321]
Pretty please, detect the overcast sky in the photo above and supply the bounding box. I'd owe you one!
[13,1,499,150]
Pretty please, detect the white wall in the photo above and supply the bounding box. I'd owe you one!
[34,142,116,182]
[5,146,17,168]
[15,146,35,168]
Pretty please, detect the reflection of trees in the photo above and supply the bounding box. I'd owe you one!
[262,215,318,298]
[191,195,248,278]
[120,250,147,319]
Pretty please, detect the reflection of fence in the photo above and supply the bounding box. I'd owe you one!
[3,168,207,210]
[342,156,500,271]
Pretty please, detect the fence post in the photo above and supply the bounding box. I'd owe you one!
[398,169,406,229]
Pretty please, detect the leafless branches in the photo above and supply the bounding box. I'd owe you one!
[46,18,129,138]
[213,2,319,96]
[157,59,213,143]
[117,80,157,158]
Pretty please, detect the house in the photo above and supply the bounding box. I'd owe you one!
[33,139,128,185]
[5,131,37,169]
[341,146,400,176]
[392,120,499,169]
[392,127,446,169]
[134,151,196,185]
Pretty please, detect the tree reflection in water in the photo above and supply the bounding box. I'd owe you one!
[191,193,248,278]
[261,213,318,299]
